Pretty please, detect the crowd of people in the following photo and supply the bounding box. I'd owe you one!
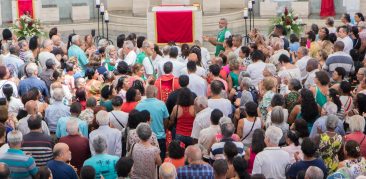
[0,12,366,179]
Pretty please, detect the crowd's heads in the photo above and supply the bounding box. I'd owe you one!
[0,162,10,179]
[301,137,317,157]
[213,159,228,178]
[27,114,43,131]
[305,166,324,179]
[163,61,173,74]
[80,166,96,179]
[184,145,202,164]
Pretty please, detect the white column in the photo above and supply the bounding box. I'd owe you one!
[11,0,17,23]
[0,0,2,25]
[133,0,150,16]
[202,0,220,15]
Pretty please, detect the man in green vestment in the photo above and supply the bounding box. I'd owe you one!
[203,18,232,57]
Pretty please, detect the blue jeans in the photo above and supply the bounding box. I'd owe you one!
[158,139,166,160]
[176,134,194,147]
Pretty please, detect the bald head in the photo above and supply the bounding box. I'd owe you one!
[334,41,345,52]
[185,145,202,163]
[25,100,38,115]
[0,162,10,179]
[188,53,198,62]
[159,162,176,179]
[146,85,158,98]
[53,143,70,162]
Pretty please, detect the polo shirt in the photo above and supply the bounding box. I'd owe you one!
[55,117,88,138]
[136,98,169,139]
[18,76,49,98]
[83,154,119,179]
[210,138,245,160]
[68,45,89,75]
[47,160,78,179]
[0,148,38,179]
[22,132,54,167]
[252,147,291,179]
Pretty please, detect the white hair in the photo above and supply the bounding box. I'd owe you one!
[271,37,284,49]
[71,35,80,44]
[7,130,23,146]
[194,96,208,108]
[52,88,64,101]
[326,114,339,130]
[41,39,52,49]
[96,110,110,126]
[26,62,38,76]
[66,119,79,135]
[98,39,109,48]
[323,102,337,115]
[265,126,283,145]
[142,40,151,48]
[348,115,365,132]
[123,40,134,50]
[265,63,277,76]
[105,45,115,59]
[241,77,253,88]
[159,162,177,179]
[305,166,324,179]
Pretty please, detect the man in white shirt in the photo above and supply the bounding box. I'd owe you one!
[157,46,171,77]
[294,47,311,80]
[187,61,207,97]
[191,96,213,141]
[38,39,59,70]
[337,26,353,54]
[197,109,222,160]
[252,126,291,179]
[168,47,185,77]
[138,41,155,78]
[207,80,232,117]
[180,53,206,78]
[122,40,137,66]
[247,50,266,88]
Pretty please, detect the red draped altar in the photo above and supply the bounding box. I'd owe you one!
[320,0,335,17]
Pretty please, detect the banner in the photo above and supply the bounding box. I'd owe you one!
[155,10,193,44]
[17,0,34,18]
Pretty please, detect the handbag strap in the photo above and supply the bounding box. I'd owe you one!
[361,135,366,145]
[111,111,125,129]
[241,117,257,141]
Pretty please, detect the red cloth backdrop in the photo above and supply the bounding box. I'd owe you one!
[320,0,335,17]
[17,0,34,18]
[156,10,193,43]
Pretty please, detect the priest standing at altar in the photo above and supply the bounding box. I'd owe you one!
[203,18,232,57]
[320,0,335,17]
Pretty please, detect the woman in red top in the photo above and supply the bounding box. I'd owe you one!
[75,88,87,110]
[344,115,366,158]
[121,88,141,113]
[170,88,195,147]
[244,128,266,174]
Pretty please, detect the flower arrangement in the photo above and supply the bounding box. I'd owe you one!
[11,14,44,38]
[269,7,303,36]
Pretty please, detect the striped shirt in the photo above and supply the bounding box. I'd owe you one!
[323,51,355,76]
[0,148,38,179]
[177,164,214,179]
[210,138,245,160]
[21,132,54,167]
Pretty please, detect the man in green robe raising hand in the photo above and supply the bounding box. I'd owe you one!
[203,18,232,57]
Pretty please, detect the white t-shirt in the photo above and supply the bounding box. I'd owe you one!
[208,98,232,117]
[124,51,137,66]
[0,80,18,98]
[188,73,207,97]
[142,57,154,75]
[38,51,58,69]
[295,56,311,80]
[157,57,170,76]
[247,61,266,88]
[278,67,302,82]
[338,36,354,54]
[171,59,185,77]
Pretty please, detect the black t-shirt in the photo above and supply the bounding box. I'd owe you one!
[286,158,328,179]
